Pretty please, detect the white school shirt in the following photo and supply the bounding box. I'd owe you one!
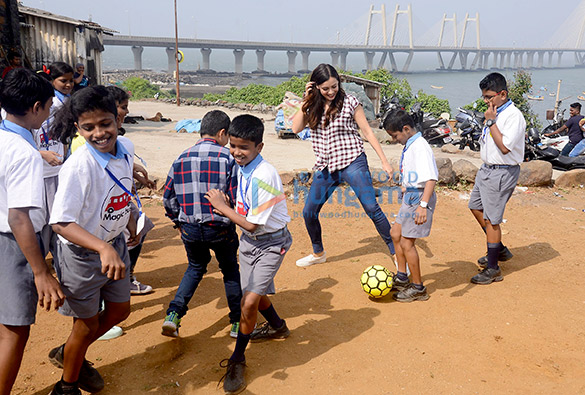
[0,129,45,233]
[33,94,67,178]
[401,136,438,189]
[480,102,526,165]
[235,158,290,237]
[50,136,135,244]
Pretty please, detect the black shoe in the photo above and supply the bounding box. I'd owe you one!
[219,359,246,394]
[477,247,513,267]
[391,274,410,292]
[249,320,290,342]
[50,381,82,395]
[471,267,503,285]
[392,283,430,302]
[48,344,105,393]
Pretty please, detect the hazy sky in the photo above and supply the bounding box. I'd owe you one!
[21,0,585,48]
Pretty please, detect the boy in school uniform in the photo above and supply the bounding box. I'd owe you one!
[206,114,292,394]
[162,110,242,338]
[383,109,438,302]
[0,68,64,395]
[469,72,525,285]
[48,86,138,395]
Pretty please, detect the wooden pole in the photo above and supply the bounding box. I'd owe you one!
[174,0,180,106]
[554,79,562,117]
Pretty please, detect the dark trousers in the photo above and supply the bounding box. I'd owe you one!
[167,223,242,323]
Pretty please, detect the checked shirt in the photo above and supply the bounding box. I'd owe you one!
[163,138,237,226]
[310,94,364,172]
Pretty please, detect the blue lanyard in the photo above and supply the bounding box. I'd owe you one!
[239,172,252,213]
[41,117,50,145]
[399,132,421,183]
[104,158,142,216]
[482,100,513,142]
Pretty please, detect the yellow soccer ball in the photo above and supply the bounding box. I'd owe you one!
[360,265,393,298]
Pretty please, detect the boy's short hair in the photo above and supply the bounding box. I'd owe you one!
[200,110,230,136]
[7,49,20,61]
[0,68,54,116]
[228,114,263,145]
[70,85,117,120]
[383,109,415,133]
[105,85,130,105]
[479,72,508,93]
[570,102,582,112]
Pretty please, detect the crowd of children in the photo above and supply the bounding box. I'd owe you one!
[0,62,524,394]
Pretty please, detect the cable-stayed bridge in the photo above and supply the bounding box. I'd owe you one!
[103,2,585,73]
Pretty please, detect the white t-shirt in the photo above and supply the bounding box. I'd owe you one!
[401,136,439,189]
[480,102,526,165]
[33,96,66,178]
[50,136,135,244]
[0,129,45,233]
[235,159,290,237]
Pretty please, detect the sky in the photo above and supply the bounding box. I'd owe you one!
[20,0,585,48]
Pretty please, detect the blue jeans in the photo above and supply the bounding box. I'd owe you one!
[302,153,395,255]
[569,139,585,157]
[167,223,242,323]
[561,142,576,156]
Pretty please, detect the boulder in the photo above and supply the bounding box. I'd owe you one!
[369,128,394,145]
[518,161,553,187]
[453,159,479,182]
[344,82,376,120]
[441,144,460,154]
[555,169,585,188]
[435,158,456,185]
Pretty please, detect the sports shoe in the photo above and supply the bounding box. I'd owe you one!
[219,359,246,394]
[249,320,290,342]
[97,325,123,341]
[48,344,105,393]
[162,311,181,337]
[50,381,82,395]
[471,267,503,285]
[296,252,326,267]
[393,283,430,302]
[477,247,513,267]
[230,322,240,338]
[391,273,410,292]
[130,278,153,295]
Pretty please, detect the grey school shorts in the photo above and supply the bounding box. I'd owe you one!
[0,232,40,326]
[396,190,436,238]
[55,233,131,319]
[468,164,520,225]
[239,227,292,295]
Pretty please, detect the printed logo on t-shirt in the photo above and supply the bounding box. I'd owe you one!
[39,136,59,149]
[100,179,132,231]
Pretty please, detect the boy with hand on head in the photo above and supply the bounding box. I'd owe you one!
[162,110,242,338]
[206,114,292,394]
[469,72,525,285]
[48,86,139,395]
[0,68,64,395]
[383,109,438,302]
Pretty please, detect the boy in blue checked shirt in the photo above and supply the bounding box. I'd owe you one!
[162,110,242,338]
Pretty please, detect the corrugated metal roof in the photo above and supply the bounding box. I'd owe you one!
[18,5,118,34]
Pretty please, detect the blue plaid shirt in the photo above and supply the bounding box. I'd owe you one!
[163,138,237,226]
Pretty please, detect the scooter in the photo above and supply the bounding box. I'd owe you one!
[540,104,568,151]
[525,128,585,170]
[409,101,453,147]
[454,107,484,152]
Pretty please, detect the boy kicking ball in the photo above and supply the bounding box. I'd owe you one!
[383,109,438,302]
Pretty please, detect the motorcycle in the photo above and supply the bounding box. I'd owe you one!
[453,106,485,152]
[525,128,585,170]
[409,101,453,147]
[540,103,569,151]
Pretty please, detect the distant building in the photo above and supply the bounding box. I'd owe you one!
[0,0,115,84]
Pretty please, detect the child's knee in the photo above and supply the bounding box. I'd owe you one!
[390,226,401,242]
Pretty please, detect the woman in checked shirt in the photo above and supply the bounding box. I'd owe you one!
[292,63,396,268]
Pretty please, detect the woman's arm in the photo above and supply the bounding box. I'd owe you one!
[353,104,393,176]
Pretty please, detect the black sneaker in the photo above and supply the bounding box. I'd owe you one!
[477,247,513,267]
[50,381,81,395]
[392,283,430,302]
[249,320,290,342]
[471,267,503,285]
[391,274,410,292]
[48,344,105,393]
[219,359,246,394]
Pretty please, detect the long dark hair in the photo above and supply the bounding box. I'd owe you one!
[302,63,346,130]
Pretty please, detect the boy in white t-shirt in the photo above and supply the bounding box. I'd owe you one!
[206,114,292,394]
[0,68,64,394]
[383,109,438,302]
[48,86,138,395]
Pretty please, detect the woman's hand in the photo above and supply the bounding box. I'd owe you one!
[303,81,315,99]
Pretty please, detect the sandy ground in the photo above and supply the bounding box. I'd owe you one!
[12,101,585,394]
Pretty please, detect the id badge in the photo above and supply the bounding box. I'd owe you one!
[236,201,248,216]
[136,211,145,234]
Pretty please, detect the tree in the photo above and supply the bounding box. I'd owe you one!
[508,70,541,129]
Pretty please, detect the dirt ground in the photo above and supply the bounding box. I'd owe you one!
[11,102,585,394]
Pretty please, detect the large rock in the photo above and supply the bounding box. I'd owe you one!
[344,82,376,120]
[453,159,478,182]
[435,158,456,185]
[555,169,585,188]
[441,144,460,154]
[518,160,553,187]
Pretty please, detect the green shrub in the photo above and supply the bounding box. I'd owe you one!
[415,90,451,117]
[121,77,170,100]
